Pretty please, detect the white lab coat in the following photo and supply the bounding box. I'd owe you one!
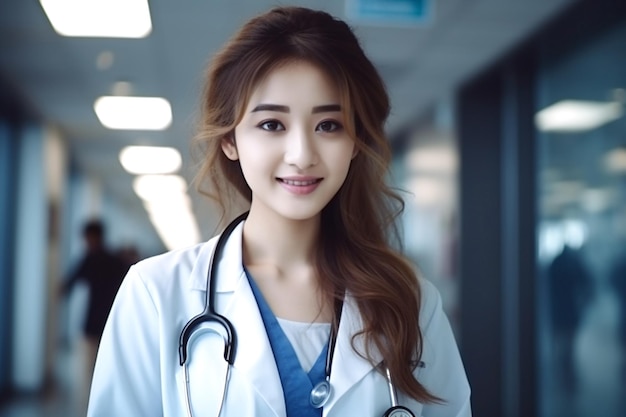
[87,221,471,417]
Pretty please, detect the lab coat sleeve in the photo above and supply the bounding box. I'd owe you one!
[87,266,163,417]
[419,280,472,417]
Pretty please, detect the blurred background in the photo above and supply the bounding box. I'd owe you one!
[0,0,625,416]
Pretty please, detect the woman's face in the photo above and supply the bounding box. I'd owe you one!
[224,61,356,222]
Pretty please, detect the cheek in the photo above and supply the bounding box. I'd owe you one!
[329,142,357,172]
[237,149,274,182]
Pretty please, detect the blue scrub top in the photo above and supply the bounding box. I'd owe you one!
[246,269,328,417]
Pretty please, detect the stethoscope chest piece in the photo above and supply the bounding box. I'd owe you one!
[383,405,416,417]
[310,380,332,408]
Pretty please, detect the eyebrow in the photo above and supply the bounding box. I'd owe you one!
[251,104,289,113]
[250,104,341,114]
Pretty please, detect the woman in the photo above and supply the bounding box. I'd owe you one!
[87,6,471,417]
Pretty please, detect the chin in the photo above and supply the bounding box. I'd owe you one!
[275,206,326,222]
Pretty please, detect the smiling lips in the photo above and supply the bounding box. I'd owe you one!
[277,177,323,195]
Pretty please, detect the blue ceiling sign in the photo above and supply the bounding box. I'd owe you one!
[346,0,432,26]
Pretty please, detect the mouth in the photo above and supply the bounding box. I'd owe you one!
[276,177,323,195]
[277,178,323,186]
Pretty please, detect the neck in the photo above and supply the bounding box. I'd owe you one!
[242,209,320,270]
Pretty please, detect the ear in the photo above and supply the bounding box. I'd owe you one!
[221,137,239,161]
[351,145,359,160]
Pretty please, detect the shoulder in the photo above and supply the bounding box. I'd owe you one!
[135,238,214,272]
[416,277,459,374]
[104,235,224,334]
[416,278,472,413]
[129,235,220,292]
[417,277,445,327]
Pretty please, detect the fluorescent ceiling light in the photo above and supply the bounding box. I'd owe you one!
[132,174,201,250]
[39,0,152,38]
[580,188,613,213]
[144,196,193,217]
[120,146,182,175]
[405,177,451,207]
[94,96,172,130]
[535,100,623,132]
[147,203,201,251]
[133,175,188,202]
[406,147,457,175]
[139,181,201,250]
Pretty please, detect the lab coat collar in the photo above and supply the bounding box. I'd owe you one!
[188,220,246,293]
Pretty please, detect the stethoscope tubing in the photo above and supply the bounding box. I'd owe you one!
[182,358,231,417]
[178,211,249,367]
[177,211,415,417]
[178,212,248,417]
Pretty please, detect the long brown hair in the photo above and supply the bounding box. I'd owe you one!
[192,6,440,404]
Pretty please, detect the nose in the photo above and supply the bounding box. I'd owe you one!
[283,127,318,169]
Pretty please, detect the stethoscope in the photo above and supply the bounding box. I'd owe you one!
[178,211,416,417]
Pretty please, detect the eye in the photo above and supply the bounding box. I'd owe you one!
[316,120,342,133]
[258,120,285,131]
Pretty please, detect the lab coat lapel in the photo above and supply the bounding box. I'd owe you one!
[325,295,381,413]
[212,222,287,417]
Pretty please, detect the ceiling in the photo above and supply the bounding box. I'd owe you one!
[0,0,574,245]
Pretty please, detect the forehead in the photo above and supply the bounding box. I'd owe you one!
[246,60,340,106]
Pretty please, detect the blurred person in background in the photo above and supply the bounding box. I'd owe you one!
[61,219,128,412]
[116,243,141,269]
[548,239,594,394]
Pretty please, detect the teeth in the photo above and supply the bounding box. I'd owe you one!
[282,179,318,186]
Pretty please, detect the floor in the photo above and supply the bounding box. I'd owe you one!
[0,343,84,417]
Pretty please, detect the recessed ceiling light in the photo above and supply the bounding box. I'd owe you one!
[119,146,182,175]
[605,148,626,174]
[94,96,172,130]
[111,81,133,96]
[96,51,114,71]
[39,0,152,38]
[535,100,623,132]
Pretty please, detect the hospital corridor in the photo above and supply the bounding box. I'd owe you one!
[1,1,626,416]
